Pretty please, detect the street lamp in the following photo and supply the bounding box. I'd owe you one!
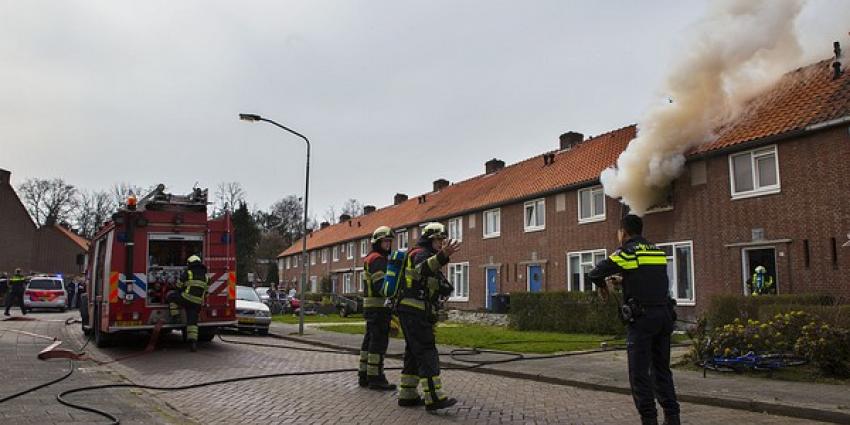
[239,113,311,335]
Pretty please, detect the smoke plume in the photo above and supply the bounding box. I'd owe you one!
[600,0,810,215]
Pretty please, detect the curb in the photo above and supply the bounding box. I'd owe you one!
[268,330,850,424]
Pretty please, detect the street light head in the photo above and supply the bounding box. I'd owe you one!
[239,113,262,122]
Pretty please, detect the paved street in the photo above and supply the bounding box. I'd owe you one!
[0,311,830,424]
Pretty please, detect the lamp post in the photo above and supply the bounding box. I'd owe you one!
[239,113,311,335]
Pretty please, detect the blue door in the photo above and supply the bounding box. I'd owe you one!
[485,268,498,310]
[528,265,542,293]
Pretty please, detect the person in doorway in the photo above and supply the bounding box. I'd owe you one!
[588,215,680,425]
[747,265,775,296]
[167,256,208,352]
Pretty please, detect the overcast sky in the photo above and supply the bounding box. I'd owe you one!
[1,0,845,219]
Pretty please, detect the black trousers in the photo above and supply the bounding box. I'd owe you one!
[166,292,200,340]
[361,308,391,355]
[4,287,27,314]
[627,306,680,419]
[398,307,439,378]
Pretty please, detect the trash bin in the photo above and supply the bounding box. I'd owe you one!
[491,293,510,314]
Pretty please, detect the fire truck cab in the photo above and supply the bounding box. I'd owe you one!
[81,185,237,347]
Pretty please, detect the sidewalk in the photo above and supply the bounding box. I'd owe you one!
[269,321,850,424]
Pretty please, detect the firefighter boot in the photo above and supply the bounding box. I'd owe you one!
[640,417,659,425]
[367,353,396,390]
[398,374,424,407]
[422,376,457,411]
[190,340,198,352]
[357,351,368,387]
[662,415,680,425]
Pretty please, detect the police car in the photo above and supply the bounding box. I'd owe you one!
[24,275,68,312]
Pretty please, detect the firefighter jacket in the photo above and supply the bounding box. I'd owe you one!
[747,273,775,295]
[362,249,390,310]
[397,240,452,315]
[178,264,208,305]
[588,236,670,304]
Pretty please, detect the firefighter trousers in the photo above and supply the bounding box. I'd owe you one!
[398,306,448,404]
[4,287,27,314]
[359,308,391,379]
[627,306,680,420]
[167,291,201,341]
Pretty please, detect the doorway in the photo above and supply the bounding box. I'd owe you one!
[485,267,498,310]
[527,265,542,293]
[742,247,777,295]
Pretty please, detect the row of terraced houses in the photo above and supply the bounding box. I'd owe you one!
[277,58,850,317]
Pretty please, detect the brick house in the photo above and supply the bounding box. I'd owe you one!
[278,58,850,317]
[0,168,90,277]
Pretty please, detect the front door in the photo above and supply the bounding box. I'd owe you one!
[485,267,498,310]
[742,247,777,295]
[528,265,542,293]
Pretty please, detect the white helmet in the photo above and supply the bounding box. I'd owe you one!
[755,266,766,274]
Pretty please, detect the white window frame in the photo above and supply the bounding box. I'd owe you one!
[566,249,607,292]
[321,248,328,264]
[293,255,298,268]
[448,217,463,241]
[397,229,409,250]
[524,198,546,232]
[310,251,316,265]
[447,262,470,302]
[285,257,291,270]
[483,208,501,239]
[729,145,781,199]
[360,239,369,257]
[357,271,365,292]
[577,186,606,224]
[347,242,354,259]
[332,246,339,262]
[658,241,696,306]
[343,273,354,293]
[310,276,318,293]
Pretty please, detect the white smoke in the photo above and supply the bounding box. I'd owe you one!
[600,0,810,215]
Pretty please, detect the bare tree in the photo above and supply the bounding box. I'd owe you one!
[323,205,338,225]
[111,182,144,206]
[340,198,363,218]
[74,190,115,238]
[214,181,246,216]
[17,178,78,226]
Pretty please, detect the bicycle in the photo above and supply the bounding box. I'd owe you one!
[695,337,807,377]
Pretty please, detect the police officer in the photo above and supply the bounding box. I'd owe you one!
[396,222,461,410]
[357,226,397,390]
[4,268,28,316]
[167,255,208,352]
[588,215,680,425]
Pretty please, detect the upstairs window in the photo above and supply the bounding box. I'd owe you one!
[360,239,369,257]
[285,257,291,270]
[321,249,328,264]
[524,198,545,232]
[483,208,500,238]
[397,230,409,250]
[347,242,354,259]
[310,251,316,265]
[730,146,780,198]
[448,217,463,241]
[332,246,339,262]
[578,186,606,223]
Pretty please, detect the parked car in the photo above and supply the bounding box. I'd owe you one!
[254,286,271,305]
[24,275,67,312]
[235,285,271,335]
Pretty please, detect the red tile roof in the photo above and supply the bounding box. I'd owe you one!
[280,58,849,257]
[52,224,90,251]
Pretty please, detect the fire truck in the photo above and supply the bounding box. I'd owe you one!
[80,185,237,347]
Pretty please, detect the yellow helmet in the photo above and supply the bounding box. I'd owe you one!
[421,222,447,240]
[187,255,202,264]
[371,226,395,244]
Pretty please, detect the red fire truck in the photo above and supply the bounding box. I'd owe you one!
[81,185,237,347]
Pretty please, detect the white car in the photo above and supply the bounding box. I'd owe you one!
[24,276,67,311]
[236,286,271,335]
[254,286,271,305]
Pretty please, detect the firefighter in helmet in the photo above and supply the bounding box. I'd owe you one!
[4,268,28,316]
[396,222,461,410]
[357,226,397,390]
[747,265,775,296]
[168,255,208,352]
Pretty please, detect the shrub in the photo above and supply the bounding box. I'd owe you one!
[705,293,835,327]
[508,291,623,336]
[795,321,850,377]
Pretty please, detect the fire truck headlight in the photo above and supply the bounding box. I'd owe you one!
[210,309,218,317]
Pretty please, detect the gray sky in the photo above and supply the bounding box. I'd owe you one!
[1,0,844,219]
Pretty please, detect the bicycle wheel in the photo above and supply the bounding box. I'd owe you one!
[756,353,808,369]
[696,360,740,373]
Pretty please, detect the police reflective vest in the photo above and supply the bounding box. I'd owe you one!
[180,271,207,305]
[9,275,25,287]
[362,252,389,309]
[589,237,669,304]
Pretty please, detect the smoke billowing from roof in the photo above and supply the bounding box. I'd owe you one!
[600,0,810,215]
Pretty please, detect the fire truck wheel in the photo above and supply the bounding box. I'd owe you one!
[257,328,269,336]
[198,327,216,342]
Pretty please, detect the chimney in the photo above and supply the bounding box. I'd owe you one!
[559,131,584,150]
[394,193,408,205]
[542,153,555,166]
[485,158,505,174]
[433,179,449,192]
[833,41,843,80]
[363,205,376,215]
[339,214,351,222]
[0,168,9,186]
[320,221,331,229]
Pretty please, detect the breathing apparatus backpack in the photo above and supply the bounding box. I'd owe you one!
[381,249,407,298]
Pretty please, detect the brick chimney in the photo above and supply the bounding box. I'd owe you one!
[0,168,9,186]
[433,179,449,192]
[485,158,505,174]
[559,131,584,150]
[363,205,376,215]
[339,214,351,222]
[394,193,408,205]
[320,221,331,229]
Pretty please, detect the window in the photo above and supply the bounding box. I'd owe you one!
[567,250,607,292]
[448,262,469,302]
[578,186,606,223]
[448,217,463,241]
[343,273,354,293]
[310,251,316,265]
[729,146,780,198]
[347,242,354,259]
[360,239,369,257]
[524,198,545,231]
[284,257,291,270]
[321,248,328,264]
[332,246,339,262]
[658,241,695,305]
[357,271,364,292]
[293,255,298,268]
[310,276,318,293]
[483,209,500,238]
[397,229,409,250]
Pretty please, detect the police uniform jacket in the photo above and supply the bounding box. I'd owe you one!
[588,236,669,305]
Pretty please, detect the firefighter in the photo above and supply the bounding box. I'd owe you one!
[396,222,461,410]
[589,215,680,425]
[167,255,208,352]
[357,226,397,390]
[4,268,28,317]
[747,265,775,296]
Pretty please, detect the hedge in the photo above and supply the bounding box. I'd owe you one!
[705,293,836,327]
[508,291,623,336]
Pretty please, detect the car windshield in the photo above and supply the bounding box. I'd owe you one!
[236,286,260,302]
[28,279,62,290]
[255,287,270,297]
